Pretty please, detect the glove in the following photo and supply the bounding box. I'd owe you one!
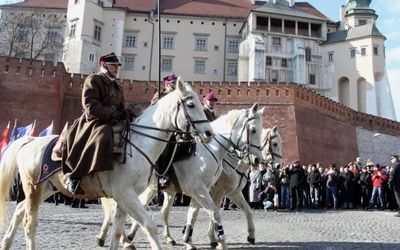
[109,111,125,123]
[125,108,136,122]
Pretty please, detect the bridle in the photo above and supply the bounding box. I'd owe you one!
[121,94,210,166]
[261,130,282,165]
[213,110,261,163]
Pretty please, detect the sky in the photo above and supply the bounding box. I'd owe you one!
[306,0,400,121]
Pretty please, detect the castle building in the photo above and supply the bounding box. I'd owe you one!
[0,0,395,120]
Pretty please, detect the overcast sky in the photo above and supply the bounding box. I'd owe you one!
[307,0,400,121]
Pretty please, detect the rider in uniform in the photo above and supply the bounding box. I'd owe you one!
[63,52,131,195]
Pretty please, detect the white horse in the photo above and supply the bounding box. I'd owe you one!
[0,78,214,250]
[207,126,282,246]
[97,103,265,250]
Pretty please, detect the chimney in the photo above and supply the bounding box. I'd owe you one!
[340,5,346,30]
[289,0,294,7]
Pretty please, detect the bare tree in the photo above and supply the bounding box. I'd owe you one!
[0,7,65,62]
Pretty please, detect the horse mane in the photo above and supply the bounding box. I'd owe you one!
[223,109,246,128]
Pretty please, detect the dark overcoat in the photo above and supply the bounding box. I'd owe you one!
[203,107,216,122]
[63,72,125,178]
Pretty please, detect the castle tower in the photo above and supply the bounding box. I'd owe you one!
[320,0,396,120]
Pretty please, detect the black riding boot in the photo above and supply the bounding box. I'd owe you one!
[66,177,85,195]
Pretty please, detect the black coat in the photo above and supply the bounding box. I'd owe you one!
[307,171,321,187]
[285,166,305,188]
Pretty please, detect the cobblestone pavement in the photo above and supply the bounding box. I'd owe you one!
[1,202,400,249]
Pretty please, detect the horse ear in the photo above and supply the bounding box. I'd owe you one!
[176,76,187,96]
[272,125,278,133]
[258,106,265,117]
[250,102,259,114]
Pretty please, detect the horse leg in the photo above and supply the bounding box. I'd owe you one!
[0,200,27,250]
[161,192,177,246]
[209,188,227,247]
[127,186,158,241]
[113,192,162,250]
[23,183,46,250]
[182,199,201,250]
[187,188,227,250]
[96,198,113,247]
[229,193,255,244]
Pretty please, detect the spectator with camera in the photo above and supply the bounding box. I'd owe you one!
[366,164,388,210]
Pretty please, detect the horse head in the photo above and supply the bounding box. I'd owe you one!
[262,125,283,169]
[156,76,214,143]
[225,102,264,166]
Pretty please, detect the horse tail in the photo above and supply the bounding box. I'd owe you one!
[0,136,35,230]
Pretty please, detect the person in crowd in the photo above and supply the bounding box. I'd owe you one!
[63,52,133,195]
[248,165,262,209]
[324,164,339,210]
[202,93,218,122]
[388,155,400,217]
[317,163,326,208]
[259,181,278,211]
[366,164,388,210]
[285,160,305,210]
[262,167,276,191]
[357,166,373,209]
[302,165,311,208]
[307,164,321,208]
[338,165,355,209]
[71,198,88,209]
[279,164,291,209]
[349,162,361,208]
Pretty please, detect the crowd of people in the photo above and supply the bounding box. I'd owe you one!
[244,155,400,217]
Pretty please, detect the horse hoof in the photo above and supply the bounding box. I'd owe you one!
[247,236,255,244]
[127,232,136,242]
[96,237,105,247]
[210,242,218,249]
[123,245,137,250]
[167,240,177,246]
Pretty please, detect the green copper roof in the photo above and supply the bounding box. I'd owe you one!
[254,0,325,20]
[346,0,375,15]
[322,23,385,45]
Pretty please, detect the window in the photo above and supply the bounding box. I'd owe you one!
[272,37,281,46]
[374,47,378,55]
[97,0,104,6]
[194,60,206,73]
[18,28,29,42]
[125,34,136,47]
[74,0,78,4]
[358,19,367,26]
[89,53,95,62]
[70,22,76,37]
[281,58,287,67]
[163,36,174,49]
[361,48,366,56]
[309,74,316,85]
[266,57,272,66]
[195,38,207,51]
[228,40,239,53]
[124,57,135,70]
[350,49,356,58]
[162,58,173,71]
[227,61,237,75]
[305,47,312,62]
[214,45,219,51]
[328,53,334,62]
[93,24,102,41]
[46,30,59,44]
[44,54,55,62]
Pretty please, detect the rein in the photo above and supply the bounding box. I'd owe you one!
[119,95,208,169]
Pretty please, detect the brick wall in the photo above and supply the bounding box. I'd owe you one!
[1,57,399,166]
